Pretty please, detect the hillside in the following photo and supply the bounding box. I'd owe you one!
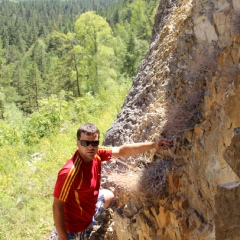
[0,0,160,239]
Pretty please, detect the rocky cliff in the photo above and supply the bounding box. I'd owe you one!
[102,0,240,239]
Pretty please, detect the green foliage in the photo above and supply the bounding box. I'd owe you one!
[0,78,131,147]
[23,92,69,144]
[75,11,117,95]
[111,0,159,77]
[0,103,24,146]
[0,121,20,147]
[129,0,152,39]
[0,88,5,119]
[47,31,85,97]
[0,0,158,112]
[0,77,130,239]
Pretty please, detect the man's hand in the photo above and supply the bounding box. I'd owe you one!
[154,138,173,151]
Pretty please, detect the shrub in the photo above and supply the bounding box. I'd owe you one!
[23,92,69,144]
[138,158,172,200]
[0,121,21,147]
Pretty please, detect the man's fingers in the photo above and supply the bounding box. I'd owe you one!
[159,139,174,148]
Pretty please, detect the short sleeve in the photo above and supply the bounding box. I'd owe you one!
[53,166,71,202]
[97,146,112,162]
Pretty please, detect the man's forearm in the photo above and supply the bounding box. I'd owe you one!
[112,142,156,158]
[53,203,68,240]
[112,138,172,159]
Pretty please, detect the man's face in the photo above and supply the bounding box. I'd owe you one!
[77,133,99,162]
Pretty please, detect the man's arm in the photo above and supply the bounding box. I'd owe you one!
[112,138,172,158]
[53,197,68,240]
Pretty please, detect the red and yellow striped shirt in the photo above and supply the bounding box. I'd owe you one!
[53,147,112,232]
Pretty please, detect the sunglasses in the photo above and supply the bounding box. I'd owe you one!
[78,140,99,147]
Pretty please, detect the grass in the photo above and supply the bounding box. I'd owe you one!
[0,137,71,239]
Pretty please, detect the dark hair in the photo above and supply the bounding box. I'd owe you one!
[77,123,100,139]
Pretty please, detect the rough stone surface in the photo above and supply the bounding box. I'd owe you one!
[215,182,240,240]
[102,0,240,239]
[223,133,240,178]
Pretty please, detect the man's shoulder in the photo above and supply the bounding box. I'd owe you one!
[97,146,112,153]
[59,150,80,171]
[98,145,112,149]
[97,146,112,161]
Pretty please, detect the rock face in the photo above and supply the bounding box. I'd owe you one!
[103,0,240,239]
[215,182,240,240]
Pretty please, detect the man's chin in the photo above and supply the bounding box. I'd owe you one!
[87,153,95,158]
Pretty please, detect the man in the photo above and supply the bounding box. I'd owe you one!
[49,123,172,240]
